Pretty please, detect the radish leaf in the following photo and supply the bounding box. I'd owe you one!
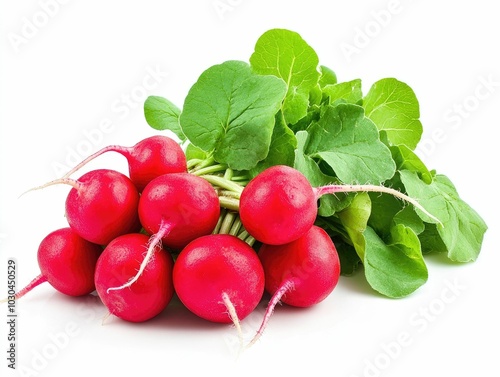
[364,78,422,150]
[400,170,488,262]
[363,225,428,298]
[144,96,185,141]
[250,28,320,125]
[306,103,396,184]
[179,60,287,171]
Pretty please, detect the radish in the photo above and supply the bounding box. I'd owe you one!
[107,172,220,292]
[248,225,340,346]
[94,233,174,322]
[1,227,102,301]
[61,135,187,191]
[239,165,441,245]
[25,169,140,245]
[173,234,265,341]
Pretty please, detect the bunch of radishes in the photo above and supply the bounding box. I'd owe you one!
[6,134,439,347]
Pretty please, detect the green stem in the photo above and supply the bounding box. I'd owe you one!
[201,175,244,195]
[186,158,203,170]
[229,217,242,236]
[191,164,228,176]
[219,211,236,234]
[189,156,216,172]
[237,229,249,240]
[224,168,234,180]
[245,235,256,247]
[219,190,242,199]
[212,208,227,234]
[219,197,240,211]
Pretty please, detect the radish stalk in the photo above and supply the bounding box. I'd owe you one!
[313,184,442,225]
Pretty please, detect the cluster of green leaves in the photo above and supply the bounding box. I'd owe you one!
[143,28,487,298]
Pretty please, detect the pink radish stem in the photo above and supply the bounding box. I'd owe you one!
[314,184,442,225]
[247,279,295,348]
[0,274,48,303]
[106,219,172,293]
[62,145,132,179]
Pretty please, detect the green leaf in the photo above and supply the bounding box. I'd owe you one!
[418,222,448,254]
[185,143,207,161]
[250,29,320,125]
[337,192,372,260]
[309,84,323,107]
[335,239,361,276]
[400,170,488,262]
[144,96,185,141]
[250,111,297,177]
[322,79,362,105]
[390,145,432,184]
[363,225,428,298]
[364,78,422,150]
[393,206,425,236]
[179,60,287,171]
[306,103,396,184]
[318,65,337,87]
[294,131,353,216]
[314,217,361,275]
[367,193,403,237]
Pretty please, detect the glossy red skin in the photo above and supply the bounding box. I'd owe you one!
[94,233,174,323]
[65,169,140,245]
[126,135,187,192]
[138,173,220,250]
[37,227,102,296]
[258,225,340,308]
[173,234,265,323]
[239,165,317,245]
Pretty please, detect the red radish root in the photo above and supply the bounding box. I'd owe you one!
[22,169,140,245]
[107,173,220,292]
[239,165,317,245]
[61,135,187,192]
[1,228,102,302]
[248,225,341,347]
[240,165,441,246]
[94,233,174,323]
[0,275,47,303]
[173,234,264,340]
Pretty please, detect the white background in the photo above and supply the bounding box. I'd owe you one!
[1,1,498,376]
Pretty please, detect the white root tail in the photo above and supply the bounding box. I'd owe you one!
[222,292,244,351]
[106,221,170,293]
